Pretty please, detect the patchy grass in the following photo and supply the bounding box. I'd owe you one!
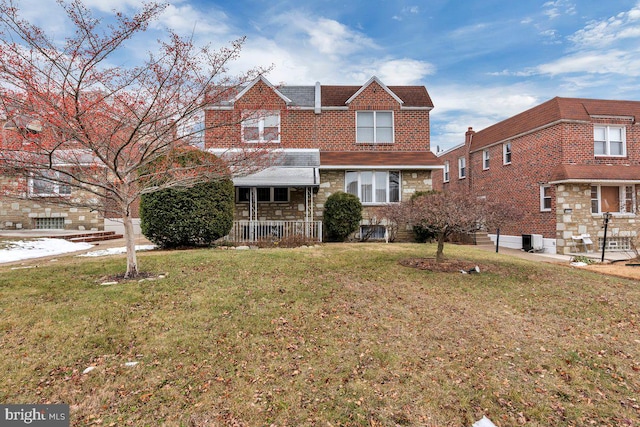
[0,243,639,426]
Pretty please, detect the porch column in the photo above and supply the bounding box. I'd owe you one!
[249,187,257,241]
[305,187,314,238]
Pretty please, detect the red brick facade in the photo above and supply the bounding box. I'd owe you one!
[434,97,640,254]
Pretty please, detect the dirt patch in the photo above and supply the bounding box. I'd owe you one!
[578,262,640,281]
[400,258,495,273]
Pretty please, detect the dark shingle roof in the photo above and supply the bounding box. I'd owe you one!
[550,164,640,182]
[320,85,433,108]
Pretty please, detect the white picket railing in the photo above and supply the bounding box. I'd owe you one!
[225,220,323,243]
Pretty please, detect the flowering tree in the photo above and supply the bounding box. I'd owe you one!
[391,191,520,262]
[0,0,274,278]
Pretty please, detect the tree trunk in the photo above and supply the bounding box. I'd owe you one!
[123,213,138,279]
[436,231,446,263]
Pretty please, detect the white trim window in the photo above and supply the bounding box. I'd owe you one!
[503,142,512,165]
[594,125,625,157]
[242,111,280,143]
[443,161,450,183]
[483,149,490,170]
[458,156,466,179]
[345,170,400,204]
[356,111,394,143]
[30,171,71,197]
[540,185,552,212]
[237,187,289,203]
[590,184,636,214]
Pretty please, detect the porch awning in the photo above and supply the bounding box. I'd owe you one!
[549,164,640,184]
[233,166,319,187]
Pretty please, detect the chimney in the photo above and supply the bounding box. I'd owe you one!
[465,127,475,145]
[314,82,321,114]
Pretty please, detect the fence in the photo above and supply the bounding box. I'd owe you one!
[225,220,323,243]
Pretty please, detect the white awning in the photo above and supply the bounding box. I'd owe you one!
[234,167,319,187]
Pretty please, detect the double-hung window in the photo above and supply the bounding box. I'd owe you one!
[30,170,71,197]
[458,157,466,179]
[591,185,636,214]
[594,125,625,156]
[540,185,552,212]
[483,150,490,170]
[242,111,280,143]
[503,142,512,164]
[345,171,400,204]
[356,111,393,143]
[443,161,450,183]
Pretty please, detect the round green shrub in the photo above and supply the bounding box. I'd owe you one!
[140,179,234,249]
[323,192,362,241]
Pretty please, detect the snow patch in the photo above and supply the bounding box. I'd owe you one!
[0,238,94,264]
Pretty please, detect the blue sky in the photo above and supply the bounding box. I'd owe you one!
[20,0,640,151]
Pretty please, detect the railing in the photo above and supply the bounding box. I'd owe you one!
[225,220,323,243]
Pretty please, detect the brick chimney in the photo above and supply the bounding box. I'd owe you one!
[465,127,475,145]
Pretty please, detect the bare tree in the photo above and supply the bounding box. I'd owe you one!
[391,191,519,262]
[0,0,273,277]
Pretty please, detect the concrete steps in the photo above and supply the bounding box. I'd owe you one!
[474,231,494,246]
[61,231,124,243]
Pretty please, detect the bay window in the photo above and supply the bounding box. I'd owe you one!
[346,170,400,204]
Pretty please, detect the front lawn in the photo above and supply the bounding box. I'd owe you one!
[0,244,638,426]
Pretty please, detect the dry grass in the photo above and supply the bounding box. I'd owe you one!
[0,243,639,426]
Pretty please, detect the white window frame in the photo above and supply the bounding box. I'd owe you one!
[356,111,394,144]
[483,149,490,170]
[236,187,289,203]
[345,170,401,204]
[458,157,466,179]
[590,184,636,215]
[29,171,72,197]
[443,161,450,183]
[594,125,626,157]
[242,110,280,143]
[503,142,512,165]
[540,185,552,212]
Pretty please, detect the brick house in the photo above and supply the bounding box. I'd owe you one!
[205,75,441,242]
[0,116,104,231]
[433,97,640,254]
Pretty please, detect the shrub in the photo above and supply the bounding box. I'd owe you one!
[323,192,362,241]
[140,179,234,249]
[411,190,437,242]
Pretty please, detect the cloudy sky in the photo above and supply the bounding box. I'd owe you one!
[15,0,640,151]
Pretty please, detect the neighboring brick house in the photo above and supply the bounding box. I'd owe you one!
[434,97,640,254]
[0,116,104,231]
[205,75,441,241]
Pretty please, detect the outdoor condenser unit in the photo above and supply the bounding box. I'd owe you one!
[522,234,543,252]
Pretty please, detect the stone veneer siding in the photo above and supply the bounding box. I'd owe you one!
[0,198,102,231]
[555,183,639,254]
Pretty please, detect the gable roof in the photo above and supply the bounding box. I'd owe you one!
[469,97,640,152]
[208,76,433,109]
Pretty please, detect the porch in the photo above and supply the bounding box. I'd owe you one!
[226,220,322,244]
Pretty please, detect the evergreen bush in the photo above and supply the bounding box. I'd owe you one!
[323,192,362,241]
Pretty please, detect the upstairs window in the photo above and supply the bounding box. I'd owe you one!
[356,111,394,143]
[483,149,490,170]
[443,161,450,183]
[591,185,635,214]
[458,157,466,179]
[594,125,625,156]
[503,142,512,165]
[30,171,71,197]
[242,111,280,143]
[345,170,400,204]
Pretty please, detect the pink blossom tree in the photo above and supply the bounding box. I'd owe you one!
[0,0,273,278]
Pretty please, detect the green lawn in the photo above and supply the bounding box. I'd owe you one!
[0,243,638,426]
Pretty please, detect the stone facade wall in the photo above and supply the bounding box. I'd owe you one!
[555,183,639,254]
[0,197,102,231]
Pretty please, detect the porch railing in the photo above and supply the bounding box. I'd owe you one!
[225,220,323,244]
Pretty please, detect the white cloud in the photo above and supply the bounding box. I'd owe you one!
[569,2,640,48]
[536,49,640,76]
[543,0,576,20]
